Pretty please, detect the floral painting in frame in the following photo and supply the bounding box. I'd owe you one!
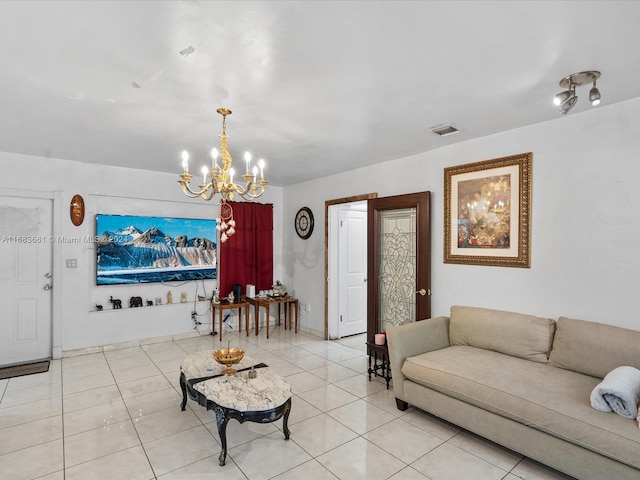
[444,152,531,268]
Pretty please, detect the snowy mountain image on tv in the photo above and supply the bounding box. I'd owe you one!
[96,214,217,285]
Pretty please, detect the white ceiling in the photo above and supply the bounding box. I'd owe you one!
[1,1,639,187]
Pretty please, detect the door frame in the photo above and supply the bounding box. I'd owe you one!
[367,191,431,342]
[0,187,63,359]
[327,200,368,339]
[324,193,377,340]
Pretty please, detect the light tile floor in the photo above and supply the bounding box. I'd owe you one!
[0,327,576,480]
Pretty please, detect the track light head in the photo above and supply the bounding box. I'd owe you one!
[589,79,601,106]
[553,90,573,106]
[560,95,578,114]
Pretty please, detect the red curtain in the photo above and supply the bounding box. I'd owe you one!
[219,202,273,298]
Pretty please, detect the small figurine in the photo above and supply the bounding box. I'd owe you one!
[95,303,103,311]
[167,291,173,304]
[109,296,122,309]
[129,296,143,308]
[146,300,153,306]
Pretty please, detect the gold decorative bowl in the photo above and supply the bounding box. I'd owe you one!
[213,347,245,375]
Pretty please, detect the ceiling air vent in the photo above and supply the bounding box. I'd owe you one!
[428,124,460,137]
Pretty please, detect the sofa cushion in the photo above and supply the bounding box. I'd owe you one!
[549,317,640,379]
[401,346,640,469]
[449,306,555,363]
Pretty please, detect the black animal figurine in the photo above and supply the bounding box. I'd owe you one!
[146,300,153,306]
[109,296,122,309]
[95,304,103,311]
[129,296,143,308]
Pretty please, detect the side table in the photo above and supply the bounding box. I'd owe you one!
[246,295,299,338]
[366,340,392,389]
[211,299,250,341]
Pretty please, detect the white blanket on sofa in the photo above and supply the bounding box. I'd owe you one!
[590,366,640,419]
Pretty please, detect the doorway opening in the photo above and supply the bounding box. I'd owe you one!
[324,193,377,341]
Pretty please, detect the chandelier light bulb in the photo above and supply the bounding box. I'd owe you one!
[181,151,189,171]
[201,166,209,185]
[229,167,235,185]
[210,148,218,170]
[244,151,252,173]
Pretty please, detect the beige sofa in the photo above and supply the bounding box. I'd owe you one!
[386,306,640,480]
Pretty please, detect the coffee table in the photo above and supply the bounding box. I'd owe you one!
[179,351,292,466]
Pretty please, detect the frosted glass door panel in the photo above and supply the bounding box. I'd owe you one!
[378,208,416,333]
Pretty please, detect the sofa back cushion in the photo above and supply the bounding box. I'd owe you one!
[449,306,556,363]
[549,316,640,378]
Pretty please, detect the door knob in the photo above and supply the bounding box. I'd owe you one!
[416,288,431,296]
[44,284,52,291]
[44,272,52,278]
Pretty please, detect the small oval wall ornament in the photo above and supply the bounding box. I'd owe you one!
[70,194,85,226]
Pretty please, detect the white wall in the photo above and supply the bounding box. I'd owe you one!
[3,96,638,352]
[0,154,283,352]
[283,97,640,333]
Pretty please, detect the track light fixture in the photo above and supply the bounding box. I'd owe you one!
[553,71,601,114]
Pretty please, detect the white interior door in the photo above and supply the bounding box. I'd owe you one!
[0,197,53,365]
[338,206,367,337]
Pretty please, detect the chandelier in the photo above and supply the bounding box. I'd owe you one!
[178,107,268,241]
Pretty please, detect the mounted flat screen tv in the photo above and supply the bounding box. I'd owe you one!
[96,214,217,285]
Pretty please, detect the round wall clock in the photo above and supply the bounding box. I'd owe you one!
[70,194,85,226]
[295,207,314,239]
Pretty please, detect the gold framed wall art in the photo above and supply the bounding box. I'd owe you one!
[444,152,531,268]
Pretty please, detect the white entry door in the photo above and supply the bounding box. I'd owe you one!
[0,196,53,366]
[338,207,367,337]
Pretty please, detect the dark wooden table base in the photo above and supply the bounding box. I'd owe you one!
[180,371,291,466]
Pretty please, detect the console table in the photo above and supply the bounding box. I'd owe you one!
[211,299,250,341]
[246,295,299,338]
[180,351,292,466]
[366,340,392,389]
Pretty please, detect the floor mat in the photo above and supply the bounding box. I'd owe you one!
[0,360,50,380]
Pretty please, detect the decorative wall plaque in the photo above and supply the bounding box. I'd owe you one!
[70,194,85,226]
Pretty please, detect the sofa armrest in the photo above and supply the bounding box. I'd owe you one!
[386,316,450,403]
